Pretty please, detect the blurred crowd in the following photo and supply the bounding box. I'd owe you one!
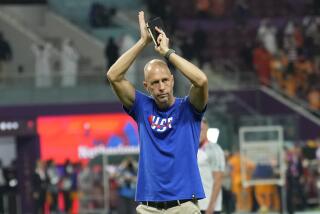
[3,139,311,214]
[30,156,138,214]
[253,17,320,113]
[222,139,320,214]
[0,159,18,214]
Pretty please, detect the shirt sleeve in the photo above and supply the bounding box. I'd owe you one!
[185,96,207,121]
[123,90,146,120]
[208,144,226,172]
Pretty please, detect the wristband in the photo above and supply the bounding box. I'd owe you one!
[164,49,175,60]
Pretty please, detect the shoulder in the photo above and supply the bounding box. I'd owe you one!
[135,90,153,104]
[207,143,224,157]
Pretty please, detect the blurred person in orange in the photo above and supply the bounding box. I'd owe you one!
[228,149,255,212]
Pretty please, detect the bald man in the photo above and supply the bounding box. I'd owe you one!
[107,11,208,214]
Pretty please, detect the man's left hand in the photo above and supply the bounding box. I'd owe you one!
[154,27,169,56]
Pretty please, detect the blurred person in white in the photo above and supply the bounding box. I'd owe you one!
[117,156,138,214]
[46,159,60,213]
[78,163,93,210]
[257,19,278,56]
[198,118,225,214]
[0,159,6,214]
[31,43,53,87]
[32,160,47,214]
[61,39,80,87]
[0,32,12,82]
[61,159,74,213]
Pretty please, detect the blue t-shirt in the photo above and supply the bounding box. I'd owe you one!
[124,90,205,202]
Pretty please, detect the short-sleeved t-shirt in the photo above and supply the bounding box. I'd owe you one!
[124,90,206,201]
[198,142,225,211]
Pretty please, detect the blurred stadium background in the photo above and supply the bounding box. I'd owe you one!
[0,0,319,213]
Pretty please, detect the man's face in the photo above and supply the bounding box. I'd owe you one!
[144,64,174,106]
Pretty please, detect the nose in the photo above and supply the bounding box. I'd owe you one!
[159,81,165,90]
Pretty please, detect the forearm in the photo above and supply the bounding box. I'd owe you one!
[208,173,223,210]
[106,39,147,82]
[167,52,207,87]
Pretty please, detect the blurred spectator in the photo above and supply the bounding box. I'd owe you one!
[222,151,236,214]
[117,157,137,214]
[5,160,18,214]
[257,19,278,55]
[89,2,116,28]
[306,19,320,73]
[32,160,47,214]
[307,88,320,110]
[232,0,251,26]
[228,150,255,212]
[254,184,280,213]
[283,33,298,76]
[270,51,286,88]
[60,39,80,87]
[283,74,298,98]
[31,43,54,88]
[195,0,211,18]
[180,36,194,61]
[46,159,60,213]
[210,0,226,17]
[61,159,74,213]
[192,27,207,68]
[294,54,313,98]
[0,159,6,214]
[253,42,272,85]
[109,177,119,213]
[78,164,93,210]
[144,0,168,19]
[0,32,12,82]
[315,0,320,15]
[239,41,253,71]
[286,145,307,214]
[105,37,119,69]
[198,118,225,214]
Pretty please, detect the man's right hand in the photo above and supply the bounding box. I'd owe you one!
[139,11,151,45]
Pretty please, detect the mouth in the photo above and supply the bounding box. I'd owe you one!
[158,94,168,99]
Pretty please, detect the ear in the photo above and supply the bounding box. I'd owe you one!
[143,81,148,92]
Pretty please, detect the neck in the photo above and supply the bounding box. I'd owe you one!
[200,140,208,148]
[157,96,176,110]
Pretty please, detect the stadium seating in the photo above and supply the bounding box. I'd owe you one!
[48,0,142,40]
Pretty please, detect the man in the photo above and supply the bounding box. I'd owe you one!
[107,11,208,214]
[0,32,12,82]
[198,118,225,214]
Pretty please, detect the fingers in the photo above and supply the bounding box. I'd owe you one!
[155,27,166,36]
[138,11,146,30]
[157,34,163,45]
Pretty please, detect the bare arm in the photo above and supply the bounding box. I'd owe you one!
[154,28,208,112]
[106,11,151,109]
[206,171,224,214]
[168,53,208,112]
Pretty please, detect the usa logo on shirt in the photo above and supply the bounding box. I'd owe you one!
[148,115,173,132]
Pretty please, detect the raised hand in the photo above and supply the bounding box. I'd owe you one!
[138,11,151,45]
[154,27,170,56]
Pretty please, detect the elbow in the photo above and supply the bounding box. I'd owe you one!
[196,74,208,88]
[106,68,117,82]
